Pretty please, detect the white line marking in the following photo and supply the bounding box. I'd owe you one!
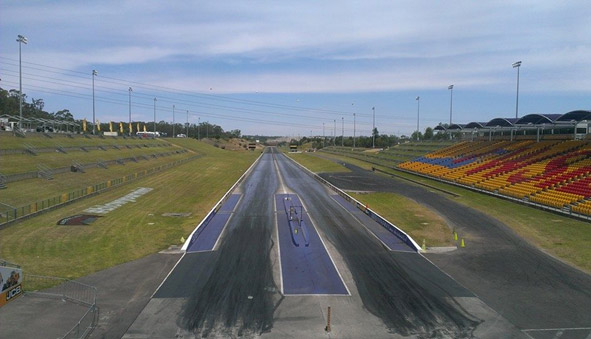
[151,251,186,298]
[274,197,285,296]
[523,328,591,332]
[212,194,243,251]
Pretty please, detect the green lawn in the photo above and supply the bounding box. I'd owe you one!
[319,151,591,273]
[349,192,455,247]
[0,140,258,279]
[286,152,350,173]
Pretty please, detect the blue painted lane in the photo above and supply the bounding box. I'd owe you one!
[276,194,348,295]
[331,195,415,252]
[187,194,241,252]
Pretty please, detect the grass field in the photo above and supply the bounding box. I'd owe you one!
[316,150,591,273]
[0,132,165,149]
[0,140,258,279]
[286,152,350,173]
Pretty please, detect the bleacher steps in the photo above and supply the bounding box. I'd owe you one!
[37,164,54,180]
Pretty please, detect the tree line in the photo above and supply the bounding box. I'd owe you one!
[0,87,240,139]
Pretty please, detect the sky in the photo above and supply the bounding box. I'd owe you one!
[1,0,590,137]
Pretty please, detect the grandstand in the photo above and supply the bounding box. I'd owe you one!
[399,139,591,217]
[0,132,195,224]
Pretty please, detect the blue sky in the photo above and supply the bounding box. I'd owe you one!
[1,1,590,136]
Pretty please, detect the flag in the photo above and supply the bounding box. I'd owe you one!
[96,120,101,131]
[119,122,123,134]
[129,122,133,134]
[136,122,140,132]
[109,121,113,132]
[83,119,87,132]
[143,124,147,132]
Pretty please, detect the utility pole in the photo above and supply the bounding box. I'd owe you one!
[17,35,28,131]
[372,106,376,148]
[333,119,336,146]
[172,105,175,138]
[353,113,356,148]
[341,117,344,147]
[153,98,157,134]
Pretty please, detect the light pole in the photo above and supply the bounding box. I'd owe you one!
[416,96,420,141]
[353,113,356,148]
[322,122,325,147]
[92,70,98,134]
[172,104,175,138]
[448,85,454,125]
[513,61,522,119]
[17,35,27,131]
[333,119,336,146]
[153,98,157,134]
[372,106,376,148]
[128,87,132,125]
[186,110,189,137]
[341,117,344,147]
[198,117,200,140]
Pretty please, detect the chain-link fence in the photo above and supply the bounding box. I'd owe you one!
[23,274,98,339]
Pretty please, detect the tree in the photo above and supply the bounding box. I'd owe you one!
[424,127,434,140]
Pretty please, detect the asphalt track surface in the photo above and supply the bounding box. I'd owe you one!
[127,148,526,338]
[319,160,591,338]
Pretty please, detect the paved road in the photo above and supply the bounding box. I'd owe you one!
[125,148,523,338]
[319,160,591,339]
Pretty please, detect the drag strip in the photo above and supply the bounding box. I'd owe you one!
[275,193,348,295]
[186,193,241,252]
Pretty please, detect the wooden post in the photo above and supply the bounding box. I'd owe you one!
[325,306,331,332]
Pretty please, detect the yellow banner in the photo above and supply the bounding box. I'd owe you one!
[83,119,87,132]
[109,121,113,132]
[143,124,147,132]
[119,122,123,134]
[137,122,140,132]
[129,122,133,133]
[96,120,101,131]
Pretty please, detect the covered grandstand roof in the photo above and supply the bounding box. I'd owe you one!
[465,122,486,129]
[515,113,561,125]
[448,124,465,130]
[434,125,446,131]
[555,110,591,123]
[485,118,519,127]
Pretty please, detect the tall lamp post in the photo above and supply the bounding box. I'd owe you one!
[128,87,133,125]
[416,96,420,141]
[186,110,189,137]
[153,98,157,134]
[198,117,200,140]
[172,105,175,138]
[353,113,356,148]
[372,106,376,148]
[92,70,98,134]
[448,85,454,125]
[17,35,28,131]
[341,117,344,147]
[333,119,336,146]
[513,61,522,119]
[322,122,325,147]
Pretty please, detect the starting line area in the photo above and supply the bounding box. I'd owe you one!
[275,194,348,295]
[186,194,241,252]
